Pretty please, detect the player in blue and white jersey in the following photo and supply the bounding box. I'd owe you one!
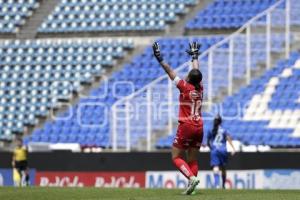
[207,115,236,189]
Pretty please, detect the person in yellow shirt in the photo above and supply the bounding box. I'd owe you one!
[12,138,29,186]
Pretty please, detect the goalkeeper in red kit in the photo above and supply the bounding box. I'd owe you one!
[153,42,203,195]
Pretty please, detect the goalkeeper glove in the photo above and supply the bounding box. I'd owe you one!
[186,41,201,61]
[152,42,164,63]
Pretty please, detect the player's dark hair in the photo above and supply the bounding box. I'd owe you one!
[187,69,202,90]
[212,114,222,137]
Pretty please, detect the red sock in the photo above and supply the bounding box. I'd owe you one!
[188,161,198,177]
[172,157,194,179]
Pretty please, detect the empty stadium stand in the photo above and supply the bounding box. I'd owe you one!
[23,36,222,147]
[23,32,291,148]
[185,0,300,30]
[38,0,197,33]
[0,0,298,152]
[0,39,133,140]
[0,0,39,33]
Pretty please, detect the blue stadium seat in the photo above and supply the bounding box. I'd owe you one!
[38,0,196,33]
[0,0,39,33]
[185,0,300,30]
[0,39,133,140]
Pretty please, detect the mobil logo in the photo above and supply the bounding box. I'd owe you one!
[203,170,264,189]
[146,170,264,189]
[146,171,188,189]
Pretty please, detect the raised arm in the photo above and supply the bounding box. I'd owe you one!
[152,42,176,80]
[186,42,201,70]
[191,58,199,70]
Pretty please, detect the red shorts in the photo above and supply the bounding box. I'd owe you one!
[173,122,203,150]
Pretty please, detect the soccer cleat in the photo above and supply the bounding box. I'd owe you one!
[183,190,196,195]
[182,176,200,195]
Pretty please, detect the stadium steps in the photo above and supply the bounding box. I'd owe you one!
[185,27,237,36]
[38,27,167,39]
[0,33,16,39]
[16,0,61,39]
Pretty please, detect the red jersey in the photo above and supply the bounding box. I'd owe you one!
[174,76,203,126]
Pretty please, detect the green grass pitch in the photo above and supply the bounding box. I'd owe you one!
[0,188,299,200]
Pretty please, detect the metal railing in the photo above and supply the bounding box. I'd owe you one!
[111,0,293,151]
